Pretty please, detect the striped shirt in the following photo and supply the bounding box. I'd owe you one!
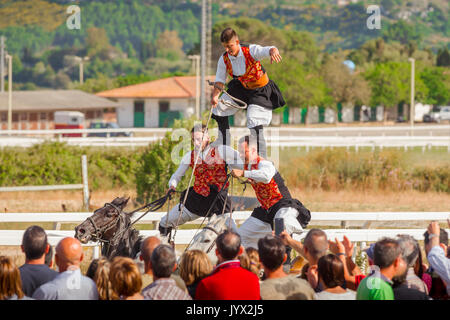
[142,278,192,300]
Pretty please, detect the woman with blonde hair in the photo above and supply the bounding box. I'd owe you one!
[239,247,262,278]
[93,257,118,300]
[110,257,143,300]
[0,256,32,300]
[179,250,213,299]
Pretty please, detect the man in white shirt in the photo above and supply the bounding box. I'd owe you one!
[231,135,311,250]
[158,124,241,237]
[210,27,285,158]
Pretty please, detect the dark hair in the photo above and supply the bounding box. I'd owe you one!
[86,258,100,280]
[374,238,401,269]
[216,230,241,261]
[220,28,237,43]
[150,245,176,278]
[44,245,53,267]
[303,229,328,261]
[258,235,286,271]
[22,225,48,260]
[191,124,207,134]
[317,254,345,289]
[238,135,257,149]
[424,228,448,246]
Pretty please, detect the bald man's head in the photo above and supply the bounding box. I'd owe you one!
[140,236,161,263]
[55,237,83,268]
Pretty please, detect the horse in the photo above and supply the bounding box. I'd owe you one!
[182,212,238,265]
[74,197,143,260]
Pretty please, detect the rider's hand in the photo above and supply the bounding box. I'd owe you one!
[270,47,282,64]
[167,186,176,195]
[211,95,219,108]
[231,169,244,178]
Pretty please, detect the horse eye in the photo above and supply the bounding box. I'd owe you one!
[203,239,211,243]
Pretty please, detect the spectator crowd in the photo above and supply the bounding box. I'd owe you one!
[0,221,448,300]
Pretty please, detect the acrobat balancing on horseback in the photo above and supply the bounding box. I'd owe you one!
[158,27,311,254]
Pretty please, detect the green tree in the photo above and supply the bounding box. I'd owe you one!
[85,27,111,57]
[382,21,422,45]
[365,62,428,120]
[321,56,371,107]
[155,30,184,61]
[420,67,450,105]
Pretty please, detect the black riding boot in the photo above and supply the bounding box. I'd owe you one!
[212,114,230,146]
[249,125,267,158]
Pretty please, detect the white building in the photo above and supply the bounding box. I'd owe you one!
[97,76,213,128]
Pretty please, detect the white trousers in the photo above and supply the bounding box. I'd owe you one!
[160,204,239,233]
[212,92,272,128]
[237,207,304,249]
[159,204,201,229]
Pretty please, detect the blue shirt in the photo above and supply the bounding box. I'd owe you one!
[427,246,450,295]
[32,268,98,300]
[19,264,58,297]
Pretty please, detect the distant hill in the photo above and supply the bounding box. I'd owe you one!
[0,0,448,57]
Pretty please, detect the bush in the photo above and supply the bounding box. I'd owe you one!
[281,148,450,193]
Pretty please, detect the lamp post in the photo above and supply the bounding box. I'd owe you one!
[75,56,89,85]
[6,54,12,132]
[188,55,201,119]
[408,58,415,131]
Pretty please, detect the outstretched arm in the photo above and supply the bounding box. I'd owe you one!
[250,44,282,64]
[328,237,362,291]
[168,151,191,191]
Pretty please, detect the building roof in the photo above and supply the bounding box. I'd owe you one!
[0,90,120,112]
[96,75,215,99]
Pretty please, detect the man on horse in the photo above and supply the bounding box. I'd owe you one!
[231,135,311,250]
[158,124,241,237]
[210,27,285,157]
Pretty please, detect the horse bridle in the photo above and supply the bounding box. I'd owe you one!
[202,225,222,254]
[87,202,125,251]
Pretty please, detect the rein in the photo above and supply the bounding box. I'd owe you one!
[207,80,247,110]
[88,193,173,257]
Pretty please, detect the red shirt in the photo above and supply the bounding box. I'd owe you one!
[195,261,261,300]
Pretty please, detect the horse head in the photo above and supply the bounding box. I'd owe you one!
[74,197,130,245]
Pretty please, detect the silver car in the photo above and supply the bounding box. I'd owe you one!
[430,106,450,123]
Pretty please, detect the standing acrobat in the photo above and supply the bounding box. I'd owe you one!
[211,27,285,157]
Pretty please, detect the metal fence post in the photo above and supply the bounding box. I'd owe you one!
[81,155,90,211]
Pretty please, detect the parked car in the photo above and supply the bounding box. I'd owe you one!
[423,106,450,123]
[87,121,133,137]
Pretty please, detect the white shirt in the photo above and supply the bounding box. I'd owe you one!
[168,144,278,189]
[215,44,275,84]
[243,159,276,184]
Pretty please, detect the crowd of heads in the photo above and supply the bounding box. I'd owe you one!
[0,221,448,300]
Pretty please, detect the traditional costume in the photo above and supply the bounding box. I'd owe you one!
[213,44,285,157]
[237,156,311,249]
[159,142,240,236]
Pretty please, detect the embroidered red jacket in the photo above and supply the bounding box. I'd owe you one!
[223,45,268,89]
[246,157,284,210]
[191,146,229,197]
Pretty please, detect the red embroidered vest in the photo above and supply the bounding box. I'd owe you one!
[222,45,269,89]
[247,157,283,210]
[191,146,229,197]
